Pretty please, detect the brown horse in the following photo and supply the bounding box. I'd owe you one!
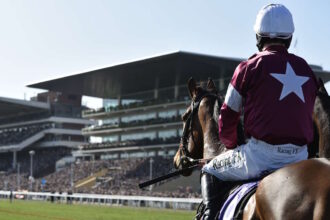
[174,78,330,220]
[310,79,330,158]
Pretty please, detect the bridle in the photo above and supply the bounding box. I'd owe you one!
[178,91,221,167]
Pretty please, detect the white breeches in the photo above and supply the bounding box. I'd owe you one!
[202,137,308,181]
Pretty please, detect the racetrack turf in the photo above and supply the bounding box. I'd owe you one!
[0,199,195,220]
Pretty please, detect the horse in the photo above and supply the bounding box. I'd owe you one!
[173,78,330,220]
[309,79,330,158]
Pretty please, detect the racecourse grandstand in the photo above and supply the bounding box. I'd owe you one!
[29,51,330,160]
[1,51,326,198]
[0,92,92,185]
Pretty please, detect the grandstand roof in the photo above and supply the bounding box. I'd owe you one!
[28,51,242,99]
[28,51,330,99]
[0,96,49,118]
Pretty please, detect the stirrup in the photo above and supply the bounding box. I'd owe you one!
[194,201,205,220]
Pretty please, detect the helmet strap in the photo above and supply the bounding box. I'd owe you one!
[256,35,292,51]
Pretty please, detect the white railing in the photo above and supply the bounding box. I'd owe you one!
[0,190,201,210]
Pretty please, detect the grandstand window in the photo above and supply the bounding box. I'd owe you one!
[90,136,102,143]
[120,151,153,159]
[121,113,156,123]
[101,118,119,125]
[102,135,119,143]
[179,108,187,116]
[129,152,148,158]
[100,154,119,160]
[121,131,156,141]
[120,152,129,158]
[122,99,140,105]
[168,150,177,156]
[158,150,166,156]
[158,110,176,118]
[103,99,117,108]
[178,128,183,136]
[159,129,177,139]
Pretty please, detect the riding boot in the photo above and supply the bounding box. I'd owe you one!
[200,172,233,220]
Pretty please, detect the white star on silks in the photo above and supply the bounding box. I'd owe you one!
[270,62,310,103]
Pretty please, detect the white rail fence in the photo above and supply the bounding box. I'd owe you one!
[0,191,201,210]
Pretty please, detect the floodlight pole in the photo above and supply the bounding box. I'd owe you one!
[70,163,74,191]
[17,163,20,190]
[29,150,35,191]
[149,158,154,191]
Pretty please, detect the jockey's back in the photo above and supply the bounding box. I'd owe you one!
[232,45,318,146]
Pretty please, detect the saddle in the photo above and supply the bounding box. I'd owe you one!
[217,181,259,220]
[196,180,259,220]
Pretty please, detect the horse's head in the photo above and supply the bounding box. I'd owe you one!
[173,78,225,176]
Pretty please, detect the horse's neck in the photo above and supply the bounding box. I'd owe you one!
[314,95,330,157]
[202,121,226,159]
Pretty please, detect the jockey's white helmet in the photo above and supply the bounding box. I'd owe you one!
[254,4,294,39]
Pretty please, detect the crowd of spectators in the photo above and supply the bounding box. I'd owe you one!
[0,123,53,146]
[82,136,179,150]
[0,156,200,198]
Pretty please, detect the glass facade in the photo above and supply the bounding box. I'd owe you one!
[158,110,176,118]
[90,136,102,143]
[158,129,177,139]
[103,135,119,143]
[178,108,187,116]
[121,112,156,123]
[121,131,156,141]
[85,96,190,159]
[100,118,119,125]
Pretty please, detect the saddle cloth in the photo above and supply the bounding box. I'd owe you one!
[218,181,259,220]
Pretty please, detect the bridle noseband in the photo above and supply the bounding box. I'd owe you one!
[179,92,221,167]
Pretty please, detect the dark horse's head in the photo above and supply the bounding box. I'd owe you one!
[173,78,228,176]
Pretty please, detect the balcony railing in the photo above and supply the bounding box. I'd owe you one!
[83,97,189,117]
[81,136,179,150]
[83,115,182,133]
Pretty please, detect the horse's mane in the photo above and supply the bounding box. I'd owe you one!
[316,79,330,131]
[213,95,221,131]
[312,79,330,158]
[317,90,330,113]
[210,89,246,146]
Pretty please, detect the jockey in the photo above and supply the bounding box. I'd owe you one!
[200,4,319,219]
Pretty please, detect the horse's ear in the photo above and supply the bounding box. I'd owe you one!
[207,78,217,93]
[187,77,197,98]
[318,78,329,96]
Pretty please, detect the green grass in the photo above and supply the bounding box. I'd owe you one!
[0,199,195,220]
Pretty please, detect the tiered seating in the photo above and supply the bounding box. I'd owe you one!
[0,112,50,125]
[0,123,53,146]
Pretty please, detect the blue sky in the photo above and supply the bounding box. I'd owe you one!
[0,0,329,104]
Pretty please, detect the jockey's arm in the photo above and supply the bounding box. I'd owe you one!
[219,62,248,149]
